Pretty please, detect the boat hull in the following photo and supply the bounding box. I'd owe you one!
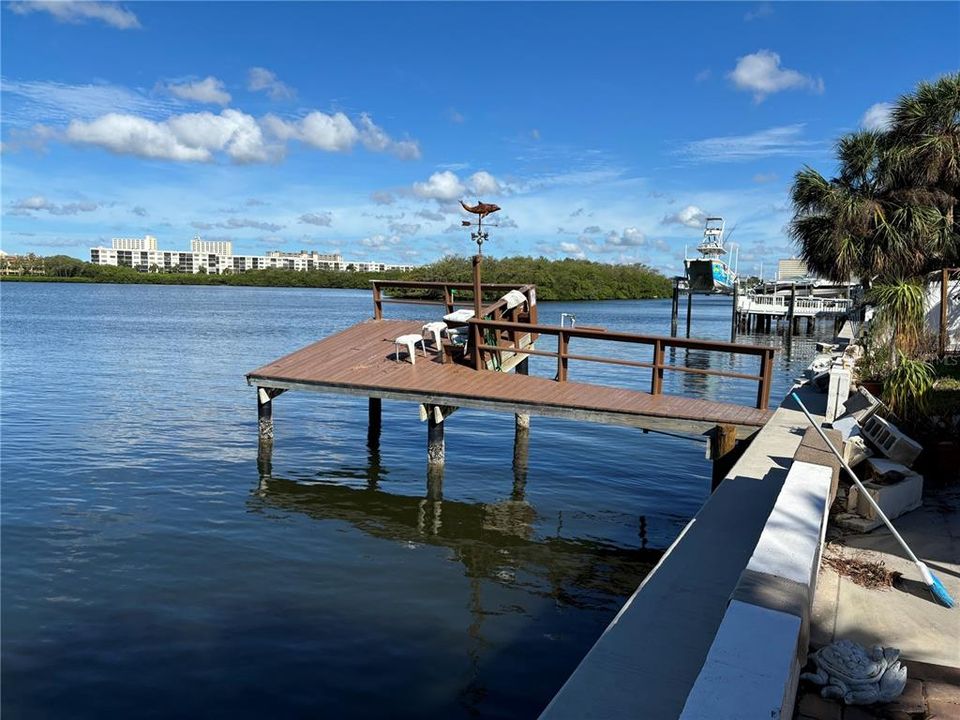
[685,259,735,293]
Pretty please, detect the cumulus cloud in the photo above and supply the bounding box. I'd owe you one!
[582,225,602,234]
[728,50,823,101]
[9,195,99,215]
[606,227,645,247]
[662,205,707,228]
[861,102,894,131]
[498,216,519,229]
[247,67,296,100]
[264,111,358,152]
[358,113,421,159]
[132,205,148,216]
[412,170,503,202]
[299,212,332,227]
[559,241,585,258]
[468,170,500,195]
[413,171,465,201]
[66,109,271,163]
[166,76,231,105]
[360,234,402,250]
[370,191,395,205]
[9,1,141,29]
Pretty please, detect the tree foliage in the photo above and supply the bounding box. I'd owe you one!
[1,254,672,300]
[790,73,960,283]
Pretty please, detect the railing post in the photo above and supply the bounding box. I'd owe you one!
[650,339,664,395]
[756,348,774,409]
[372,282,383,320]
[471,321,483,370]
[557,330,568,382]
[443,285,454,315]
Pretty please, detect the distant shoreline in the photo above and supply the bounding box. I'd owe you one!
[1,255,674,301]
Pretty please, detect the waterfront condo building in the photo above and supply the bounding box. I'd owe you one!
[89,238,415,274]
[111,235,158,251]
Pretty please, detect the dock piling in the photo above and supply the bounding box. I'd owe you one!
[710,423,742,490]
[257,387,285,439]
[515,358,531,430]
[368,397,382,450]
[685,290,693,338]
[427,404,445,468]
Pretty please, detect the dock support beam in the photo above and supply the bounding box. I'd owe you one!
[427,404,445,469]
[515,358,531,430]
[257,387,285,439]
[686,290,693,338]
[730,283,739,342]
[710,423,743,490]
[367,397,382,450]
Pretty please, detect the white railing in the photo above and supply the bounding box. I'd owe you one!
[737,294,853,317]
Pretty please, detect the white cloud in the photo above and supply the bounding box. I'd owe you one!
[559,241,585,258]
[1,79,175,127]
[360,234,402,250]
[132,205,148,216]
[166,77,231,106]
[467,171,501,195]
[247,67,296,100]
[263,111,358,152]
[662,205,707,228]
[8,195,99,215]
[413,171,466,201]
[370,191,395,205]
[676,124,826,162]
[411,170,502,202]
[66,109,270,163]
[447,108,465,124]
[861,102,893,131]
[9,1,141,29]
[744,3,773,21]
[358,113,421,160]
[299,212,332,227]
[752,172,778,183]
[602,227,646,248]
[728,50,823,101]
[416,208,445,222]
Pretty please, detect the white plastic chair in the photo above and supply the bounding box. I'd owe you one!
[394,333,426,365]
[421,321,447,350]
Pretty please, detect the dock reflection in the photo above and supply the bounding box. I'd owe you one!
[250,451,661,603]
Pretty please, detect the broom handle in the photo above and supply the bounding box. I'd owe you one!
[790,393,921,567]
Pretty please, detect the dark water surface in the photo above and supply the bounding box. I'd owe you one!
[1,283,829,718]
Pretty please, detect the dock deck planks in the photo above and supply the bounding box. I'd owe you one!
[247,320,773,438]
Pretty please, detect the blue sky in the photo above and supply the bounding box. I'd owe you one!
[2,1,957,276]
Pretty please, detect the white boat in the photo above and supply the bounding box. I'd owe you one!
[684,217,736,293]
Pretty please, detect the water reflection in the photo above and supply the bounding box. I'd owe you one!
[251,462,661,605]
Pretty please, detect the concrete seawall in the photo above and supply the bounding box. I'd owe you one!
[541,384,840,719]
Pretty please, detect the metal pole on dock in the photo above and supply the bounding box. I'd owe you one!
[671,281,680,338]
[686,290,693,338]
[730,283,739,342]
[787,283,797,339]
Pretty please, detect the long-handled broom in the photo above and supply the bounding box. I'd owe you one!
[791,392,955,608]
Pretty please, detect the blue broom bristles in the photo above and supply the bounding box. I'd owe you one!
[929,573,956,609]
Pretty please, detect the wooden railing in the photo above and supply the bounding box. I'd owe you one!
[469,319,777,409]
[371,280,536,320]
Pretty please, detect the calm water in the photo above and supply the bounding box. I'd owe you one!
[1,283,829,718]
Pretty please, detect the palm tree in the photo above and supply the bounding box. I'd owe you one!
[886,72,960,270]
[790,73,960,283]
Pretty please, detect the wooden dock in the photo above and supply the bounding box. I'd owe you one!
[247,279,777,477]
[247,318,772,438]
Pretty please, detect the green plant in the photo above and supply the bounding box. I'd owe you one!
[883,352,935,418]
[868,279,927,359]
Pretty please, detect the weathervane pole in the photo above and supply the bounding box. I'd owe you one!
[460,199,500,321]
